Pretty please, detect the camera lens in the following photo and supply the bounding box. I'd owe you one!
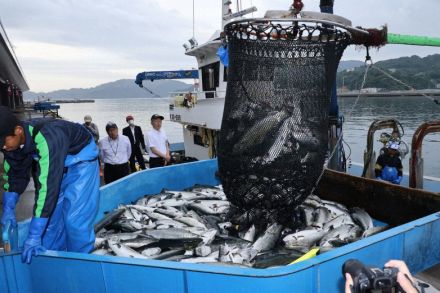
[342,259,367,277]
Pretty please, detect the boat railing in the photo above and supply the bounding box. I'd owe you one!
[198,90,226,100]
[170,91,198,108]
[362,119,402,179]
[409,121,440,189]
[170,90,226,109]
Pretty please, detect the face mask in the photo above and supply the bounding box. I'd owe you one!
[128,120,134,126]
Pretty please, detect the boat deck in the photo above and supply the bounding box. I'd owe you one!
[1,160,439,290]
[1,159,440,293]
[416,263,440,290]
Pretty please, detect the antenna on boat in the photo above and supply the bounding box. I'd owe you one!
[192,0,195,38]
[222,1,257,26]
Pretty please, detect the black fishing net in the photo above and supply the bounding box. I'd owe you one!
[218,20,350,228]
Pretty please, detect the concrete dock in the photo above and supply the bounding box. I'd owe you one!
[338,89,440,98]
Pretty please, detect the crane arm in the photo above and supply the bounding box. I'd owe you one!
[135,70,198,87]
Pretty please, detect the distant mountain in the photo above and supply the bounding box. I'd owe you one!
[24,79,193,101]
[24,57,435,100]
[338,60,364,72]
[337,54,440,90]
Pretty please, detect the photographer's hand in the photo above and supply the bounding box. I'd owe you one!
[344,273,354,293]
[385,260,418,293]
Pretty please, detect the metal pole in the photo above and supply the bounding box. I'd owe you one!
[319,0,337,116]
[388,33,440,47]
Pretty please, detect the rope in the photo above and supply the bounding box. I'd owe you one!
[370,65,440,105]
[310,59,371,195]
[343,138,352,162]
[141,86,161,98]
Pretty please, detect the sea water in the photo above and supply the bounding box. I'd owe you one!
[58,96,440,177]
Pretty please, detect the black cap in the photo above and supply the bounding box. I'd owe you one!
[0,106,21,149]
[105,121,118,131]
[151,114,164,120]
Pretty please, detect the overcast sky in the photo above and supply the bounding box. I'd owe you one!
[1,0,439,92]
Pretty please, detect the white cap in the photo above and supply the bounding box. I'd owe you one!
[84,115,92,122]
[388,142,399,150]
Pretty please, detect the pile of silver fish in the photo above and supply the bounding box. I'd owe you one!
[93,185,387,268]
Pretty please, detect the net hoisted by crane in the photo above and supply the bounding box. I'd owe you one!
[218,18,351,227]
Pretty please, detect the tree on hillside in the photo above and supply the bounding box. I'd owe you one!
[336,54,440,90]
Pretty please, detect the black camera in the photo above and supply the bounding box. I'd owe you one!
[342,259,402,293]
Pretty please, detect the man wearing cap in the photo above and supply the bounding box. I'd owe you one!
[99,122,131,183]
[0,106,100,263]
[83,115,99,144]
[145,114,171,168]
[122,115,146,172]
[375,142,403,184]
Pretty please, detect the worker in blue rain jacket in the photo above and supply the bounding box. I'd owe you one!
[0,106,100,263]
[375,141,403,185]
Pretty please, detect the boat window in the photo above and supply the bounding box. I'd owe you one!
[194,133,204,147]
[201,62,220,98]
[188,126,205,147]
[208,69,215,89]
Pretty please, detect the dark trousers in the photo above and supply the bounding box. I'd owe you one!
[129,145,146,172]
[149,157,165,168]
[104,162,129,184]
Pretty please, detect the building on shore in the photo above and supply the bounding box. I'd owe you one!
[0,20,29,109]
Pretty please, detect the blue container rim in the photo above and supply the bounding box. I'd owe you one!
[10,211,439,278]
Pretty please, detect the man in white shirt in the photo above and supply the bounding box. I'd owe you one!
[99,122,132,184]
[146,114,170,168]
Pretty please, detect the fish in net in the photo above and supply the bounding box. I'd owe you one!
[218,20,351,229]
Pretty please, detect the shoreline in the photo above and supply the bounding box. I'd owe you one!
[55,99,95,104]
[338,90,440,98]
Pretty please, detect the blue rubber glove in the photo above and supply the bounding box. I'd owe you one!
[393,176,402,185]
[1,192,19,228]
[22,217,48,264]
[216,45,229,67]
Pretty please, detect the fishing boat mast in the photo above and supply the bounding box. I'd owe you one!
[222,0,231,28]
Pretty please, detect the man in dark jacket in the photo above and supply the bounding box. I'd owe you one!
[0,106,100,263]
[83,114,99,144]
[122,115,146,172]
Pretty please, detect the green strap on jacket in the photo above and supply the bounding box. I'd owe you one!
[29,125,51,218]
[3,159,10,191]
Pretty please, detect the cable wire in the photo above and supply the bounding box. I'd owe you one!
[311,60,371,194]
[371,65,440,106]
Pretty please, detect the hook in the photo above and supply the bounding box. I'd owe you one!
[365,46,373,65]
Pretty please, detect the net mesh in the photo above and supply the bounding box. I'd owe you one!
[218,21,350,228]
